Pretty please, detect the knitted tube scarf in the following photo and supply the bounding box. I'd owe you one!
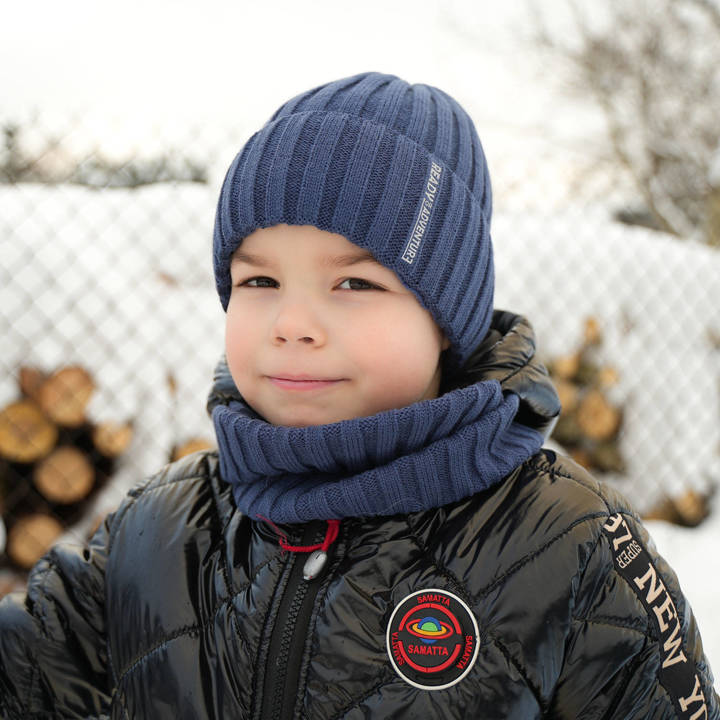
[212,380,543,524]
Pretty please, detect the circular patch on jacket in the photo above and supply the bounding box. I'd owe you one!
[386,588,479,690]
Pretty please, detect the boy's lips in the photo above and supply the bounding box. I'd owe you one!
[266,375,346,391]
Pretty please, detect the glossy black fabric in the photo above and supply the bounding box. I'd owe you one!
[1,312,717,719]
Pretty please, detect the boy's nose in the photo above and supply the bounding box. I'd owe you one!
[275,334,315,344]
[271,302,327,346]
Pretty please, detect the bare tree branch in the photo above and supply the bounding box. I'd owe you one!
[684,0,720,32]
[533,0,720,243]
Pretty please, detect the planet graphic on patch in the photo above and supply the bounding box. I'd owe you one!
[386,588,480,690]
[407,616,454,643]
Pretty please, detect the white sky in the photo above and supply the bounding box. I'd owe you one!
[1,0,601,158]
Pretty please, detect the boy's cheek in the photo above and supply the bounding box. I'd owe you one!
[225,319,253,376]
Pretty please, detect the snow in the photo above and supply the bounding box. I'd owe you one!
[644,507,720,680]
[2,0,719,683]
[495,206,720,513]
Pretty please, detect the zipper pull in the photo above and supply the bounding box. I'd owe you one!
[260,518,340,581]
[303,549,328,581]
[303,519,340,581]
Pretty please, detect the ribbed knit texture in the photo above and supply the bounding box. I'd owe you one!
[213,71,494,373]
[212,381,543,523]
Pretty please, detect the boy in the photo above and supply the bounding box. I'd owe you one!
[1,71,717,719]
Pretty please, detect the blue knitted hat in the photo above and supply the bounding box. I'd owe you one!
[213,71,494,374]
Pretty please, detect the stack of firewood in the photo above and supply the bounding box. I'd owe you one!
[548,318,626,475]
[0,365,132,570]
[547,319,715,528]
[643,489,713,528]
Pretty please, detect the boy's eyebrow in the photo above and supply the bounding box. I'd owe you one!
[324,251,383,268]
[230,252,268,267]
[230,250,382,268]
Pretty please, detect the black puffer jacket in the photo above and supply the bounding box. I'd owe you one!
[1,312,717,719]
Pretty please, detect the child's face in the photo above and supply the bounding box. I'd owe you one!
[226,224,450,426]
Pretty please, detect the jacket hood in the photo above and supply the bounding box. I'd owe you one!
[206,309,560,440]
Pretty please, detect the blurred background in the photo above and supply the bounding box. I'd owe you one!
[1,0,718,670]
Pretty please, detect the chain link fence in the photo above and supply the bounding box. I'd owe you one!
[1,112,718,593]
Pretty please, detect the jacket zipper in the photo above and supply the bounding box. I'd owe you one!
[259,521,329,720]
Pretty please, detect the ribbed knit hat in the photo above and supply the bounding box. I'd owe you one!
[213,71,494,374]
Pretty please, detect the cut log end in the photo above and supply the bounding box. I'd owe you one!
[550,352,582,381]
[34,446,95,504]
[7,514,63,569]
[92,421,133,458]
[38,366,95,428]
[576,389,621,441]
[0,400,58,463]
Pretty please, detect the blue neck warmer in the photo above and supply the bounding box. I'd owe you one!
[212,379,544,524]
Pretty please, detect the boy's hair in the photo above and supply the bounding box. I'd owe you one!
[213,71,494,374]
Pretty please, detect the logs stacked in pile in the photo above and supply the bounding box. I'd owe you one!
[0,366,132,572]
[548,318,626,475]
[547,318,713,527]
[643,489,713,528]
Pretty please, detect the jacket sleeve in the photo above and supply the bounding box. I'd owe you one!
[0,513,113,719]
[550,509,719,719]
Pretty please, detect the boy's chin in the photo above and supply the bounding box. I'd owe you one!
[254,404,345,427]
[271,412,350,428]
[261,404,373,427]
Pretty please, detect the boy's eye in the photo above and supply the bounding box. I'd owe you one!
[338,278,380,291]
[239,276,278,288]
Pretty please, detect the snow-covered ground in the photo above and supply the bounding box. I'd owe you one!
[2,0,718,683]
